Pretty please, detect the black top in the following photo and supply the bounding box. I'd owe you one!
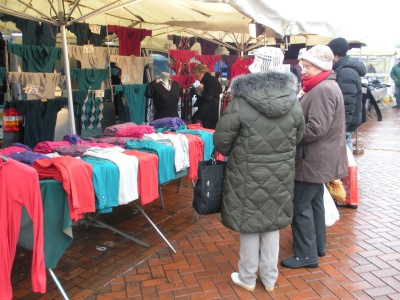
[145,80,181,120]
[11,99,64,148]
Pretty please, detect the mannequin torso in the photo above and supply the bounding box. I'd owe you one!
[145,72,181,120]
[160,72,171,90]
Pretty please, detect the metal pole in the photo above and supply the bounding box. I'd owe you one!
[132,201,177,254]
[158,185,164,209]
[85,215,150,248]
[353,128,364,155]
[48,269,69,300]
[355,128,358,149]
[58,0,76,134]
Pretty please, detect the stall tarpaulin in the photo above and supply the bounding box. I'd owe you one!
[0,0,368,136]
[222,0,368,44]
[0,0,281,50]
[0,0,284,135]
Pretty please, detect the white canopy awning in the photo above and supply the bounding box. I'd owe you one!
[223,0,397,49]
[0,0,281,44]
[1,0,280,133]
[0,0,372,134]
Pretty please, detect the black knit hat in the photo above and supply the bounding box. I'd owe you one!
[327,37,349,57]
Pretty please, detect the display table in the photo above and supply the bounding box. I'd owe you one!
[18,179,72,269]
[371,87,387,101]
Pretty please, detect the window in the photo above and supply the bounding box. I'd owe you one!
[151,54,175,78]
[141,48,175,79]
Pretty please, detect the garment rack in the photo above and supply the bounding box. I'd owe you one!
[84,201,177,254]
[84,213,150,248]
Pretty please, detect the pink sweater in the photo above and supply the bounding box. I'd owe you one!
[0,158,46,299]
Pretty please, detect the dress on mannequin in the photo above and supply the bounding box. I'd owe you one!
[145,73,181,120]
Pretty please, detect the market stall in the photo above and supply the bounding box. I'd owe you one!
[0,2,371,299]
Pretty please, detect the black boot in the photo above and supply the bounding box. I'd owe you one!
[281,256,318,269]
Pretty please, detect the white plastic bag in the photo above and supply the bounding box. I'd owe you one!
[324,184,340,226]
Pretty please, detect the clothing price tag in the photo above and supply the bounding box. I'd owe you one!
[25,84,40,95]
[94,90,104,97]
[83,44,94,53]
[89,24,101,35]
[362,87,367,94]
[121,75,130,83]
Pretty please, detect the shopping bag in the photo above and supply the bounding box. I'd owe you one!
[329,146,359,208]
[193,154,226,215]
[324,184,340,226]
[341,146,359,206]
[327,179,346,203]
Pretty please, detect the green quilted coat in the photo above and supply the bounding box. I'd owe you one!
[213,71,305,233]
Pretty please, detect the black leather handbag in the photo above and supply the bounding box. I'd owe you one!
[193,150,226,215]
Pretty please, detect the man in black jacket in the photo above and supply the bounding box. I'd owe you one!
[327,38,366,151]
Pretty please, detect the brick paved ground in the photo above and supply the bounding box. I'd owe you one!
[11,102,400,299]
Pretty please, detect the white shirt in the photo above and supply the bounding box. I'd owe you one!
[83,146,139,204]
[142,133,190,172]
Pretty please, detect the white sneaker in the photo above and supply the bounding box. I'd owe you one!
[231,272,255,292]
[265,286,274,292]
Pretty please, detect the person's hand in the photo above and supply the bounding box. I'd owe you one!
[297,89,305,100]
[196,84,204,94]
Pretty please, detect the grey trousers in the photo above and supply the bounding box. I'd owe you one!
[291,181,325,258]
[238,230,279,288]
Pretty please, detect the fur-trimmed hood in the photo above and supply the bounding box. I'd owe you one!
[230,71,298,118]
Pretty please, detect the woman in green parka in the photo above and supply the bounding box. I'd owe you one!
[390,56,400,108]
[213,47,305,293]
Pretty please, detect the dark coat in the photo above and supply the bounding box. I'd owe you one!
[332,56,366,132]
[295,72,348,183]
[390,63,400,87]
[195,72,222,129]
[367,65,376,73]
[213,71,305,233]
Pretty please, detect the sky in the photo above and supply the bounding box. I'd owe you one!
[228,0,399,52]
[340,8,398,52]
[311,4,399,52]
[360,26,399,51]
